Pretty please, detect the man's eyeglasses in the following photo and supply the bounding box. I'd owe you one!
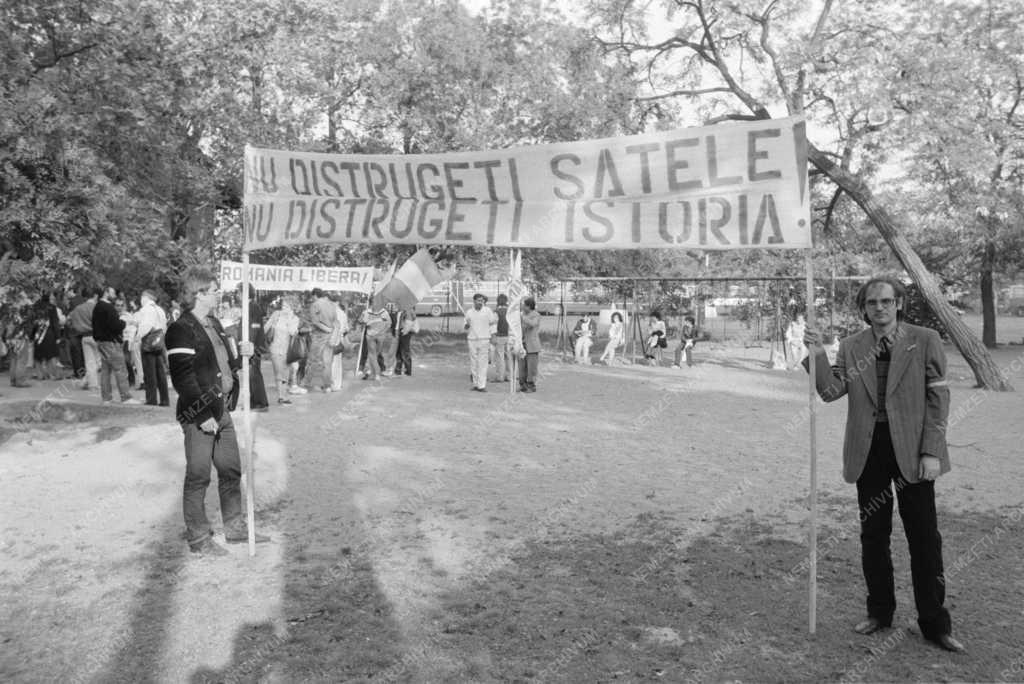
[865,298,896,308]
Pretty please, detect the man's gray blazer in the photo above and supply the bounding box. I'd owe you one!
[808,323,951,484]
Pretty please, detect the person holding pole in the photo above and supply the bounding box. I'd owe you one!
[166,266,269,556]
[492,294,511,382]
[518,296,541,393]
[802,276,963,652]
[359,304,391,381]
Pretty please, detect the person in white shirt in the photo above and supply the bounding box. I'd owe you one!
[359,305,391,381]
[785,313,808,370]
[136,289,169,405]
[573,314,596,364]
[329,298,350,391]
[264,298,302,403]
[463,293,497,392]
[599,311,625,365]
[117,296,141,387]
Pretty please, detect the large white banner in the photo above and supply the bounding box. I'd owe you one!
[243,117,810,251]
[220,261,374,293]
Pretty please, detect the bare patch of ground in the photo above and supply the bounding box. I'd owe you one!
[1,335,1022,682]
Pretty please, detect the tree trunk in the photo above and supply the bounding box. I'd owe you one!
[327,100,339,152]
[980,239,997,348]
[808,144,1012,391]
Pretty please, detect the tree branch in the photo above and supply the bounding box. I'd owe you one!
[704,113,762,125]
[822,186,844,234]
[635,86,734,102]
[689,0,771,119]
[751,3,795,111]
[32,42,100,74]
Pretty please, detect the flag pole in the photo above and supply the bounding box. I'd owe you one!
[806,249,818,633]
[241,252,257,557]
[355,293,368,378]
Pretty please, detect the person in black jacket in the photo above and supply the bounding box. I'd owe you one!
[166,266,268,556]
[92,286,139,404]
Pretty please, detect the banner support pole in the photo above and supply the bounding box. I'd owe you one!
[806,249,818,634]
[241,253,257,557]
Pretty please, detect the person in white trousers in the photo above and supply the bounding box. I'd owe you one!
[463,293,496,392]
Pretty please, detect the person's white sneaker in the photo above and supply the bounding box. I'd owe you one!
[121,398,143,405]
[288,385,308,395]
[671,364,681,369]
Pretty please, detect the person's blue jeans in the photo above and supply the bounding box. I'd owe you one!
[365,335,384,378]
[306,332,332,389]
[97,340,131,401]
[182,412,242,545]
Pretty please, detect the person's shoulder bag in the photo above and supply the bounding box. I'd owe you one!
[141,328,165,352]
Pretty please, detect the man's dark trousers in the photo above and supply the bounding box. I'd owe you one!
[142,350,169,405]
[518,352,538,390]
[857,426,950,639]
[69,334,85,379]
[394,333,413,375]
[182,413,243,545]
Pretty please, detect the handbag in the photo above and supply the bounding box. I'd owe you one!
[141,328,165,353]
[286,333,308,364]
[333,336,355,355]
[34,321,49,345]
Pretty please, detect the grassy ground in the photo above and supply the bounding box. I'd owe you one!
[2,331,1023,683]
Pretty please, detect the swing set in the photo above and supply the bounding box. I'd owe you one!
[544,275,861,367]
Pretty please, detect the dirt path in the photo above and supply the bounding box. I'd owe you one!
[1,338,1022,682]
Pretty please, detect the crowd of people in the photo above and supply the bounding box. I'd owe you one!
[1,282,716,403]
[4,281,835,412]
[0,286,178,405]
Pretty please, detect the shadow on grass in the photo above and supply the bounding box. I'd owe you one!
[0,400,156,446]
[82,385,411,683]
[413,508,1023,683]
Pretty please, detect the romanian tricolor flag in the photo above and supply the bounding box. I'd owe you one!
[374,249,445,311]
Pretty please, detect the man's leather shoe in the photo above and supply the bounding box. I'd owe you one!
[928,634,965,653]
[225,532,272,544]
[853,617,889,635]
[189,538,229,556]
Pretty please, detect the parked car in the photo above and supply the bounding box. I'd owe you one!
[1000,284,1024,316]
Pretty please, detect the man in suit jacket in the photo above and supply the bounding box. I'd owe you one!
[804,276,962,652]
[166,266,268,556]
[518,296,542,393]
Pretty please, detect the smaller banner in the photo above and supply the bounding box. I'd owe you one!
[507,250,525,354]
[374,249,446,310]
[220,261,373,294]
